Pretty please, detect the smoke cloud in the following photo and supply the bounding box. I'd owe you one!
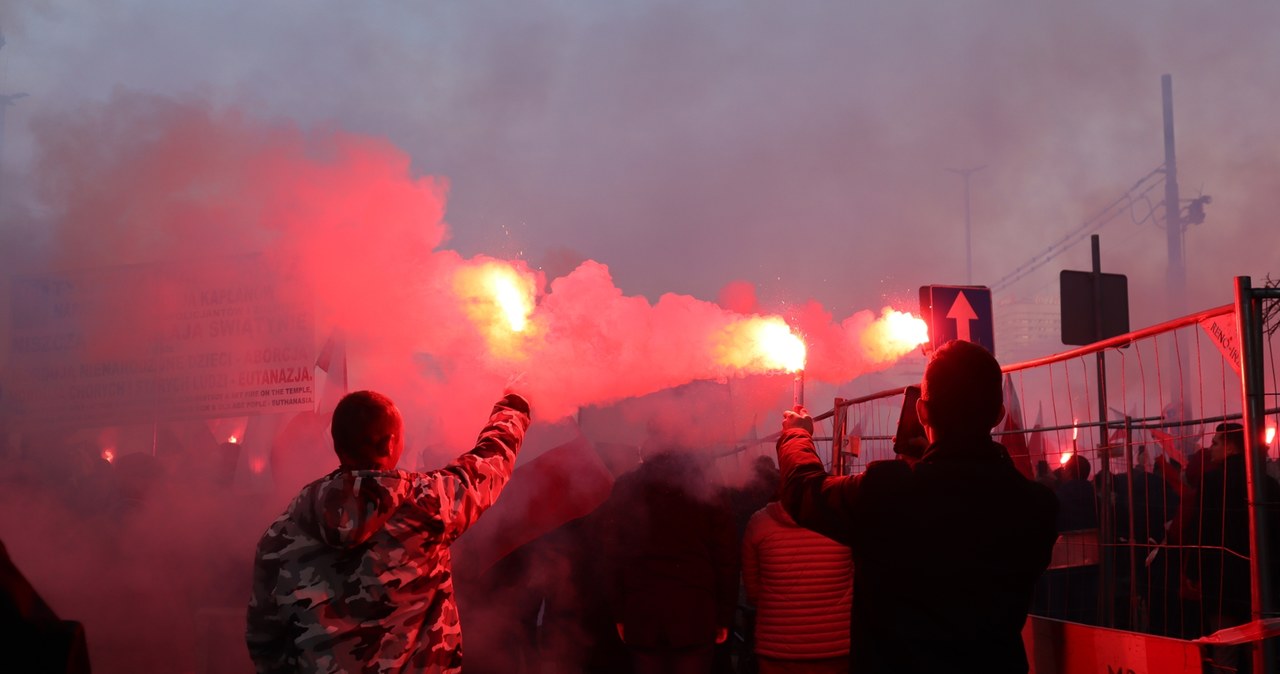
[7,92,922,445]
[2,3,1279,672]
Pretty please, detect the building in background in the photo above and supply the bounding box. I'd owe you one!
[996,293,1062,365]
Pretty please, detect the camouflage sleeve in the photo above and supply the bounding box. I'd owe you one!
[245,536,292,674]
[412,393,532,543]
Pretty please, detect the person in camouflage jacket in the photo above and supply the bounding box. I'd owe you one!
[246,389,531,673]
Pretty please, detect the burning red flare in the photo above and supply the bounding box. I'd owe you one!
[1059,451,1073,465]
[719,317,806,373]
[102,448,116,463]
[228,435,239,444]
[1267,425,1276,446]
[455,261,538,357]
[881,310,929,351]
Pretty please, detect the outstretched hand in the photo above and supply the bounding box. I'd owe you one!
[782,405,814,435]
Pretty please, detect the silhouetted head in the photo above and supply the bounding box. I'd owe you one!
[331,390,404,470]
[1209,422,1245,461]
[917,340,1005,441]
[1064,454,1091,481]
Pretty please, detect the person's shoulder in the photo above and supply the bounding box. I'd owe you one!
[254,507,305,559]
[862,458,912,481]
[1022,477,1059,517]
[744,506,774,536]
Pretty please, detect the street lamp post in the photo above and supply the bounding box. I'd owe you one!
[947,165,986,284]
[0,32,29,206]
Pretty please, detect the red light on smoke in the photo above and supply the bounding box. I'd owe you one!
[456,262,536,331]
[250,458,266,474]
[753,319,807,373]
[717,317,807,373]
[102,448,116,463]
[882,310,929,350]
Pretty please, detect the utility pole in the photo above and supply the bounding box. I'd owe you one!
[1162,75,1184,304]
[947,165,985,285]
[0,31,28,206]
[1162,74,1189,418]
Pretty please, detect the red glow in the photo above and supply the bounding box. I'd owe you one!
[1267,425,1276,446]
[457,261,536,335]
[102,448,116,463]
[881,310,929,350]
[720,317,807,373]
[1059,451,1073,465]
[228,435,239,444]
[455,260,538,362]
[250,458,266,474]
[1072,419,1079,441]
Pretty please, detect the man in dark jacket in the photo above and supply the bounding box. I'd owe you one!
[602,449,738,674]
[777,340,1058,674]
[246,389,531,674]
[1179,422,1280,672]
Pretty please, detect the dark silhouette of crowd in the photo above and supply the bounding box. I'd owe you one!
[0,425,272,673]
[7,352,1280,674]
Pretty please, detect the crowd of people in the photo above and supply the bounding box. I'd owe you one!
[1029,420,1280,672]
[240,340,1059,674]
[4,339,1279,673]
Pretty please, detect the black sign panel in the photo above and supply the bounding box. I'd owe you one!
[1060,270,1130,346]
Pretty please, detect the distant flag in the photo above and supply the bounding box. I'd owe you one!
[847,419,862,460]
[1027,402,1047,467]
[1000,375,1035,479]
[452,432,614,573]
[1160,400,1199,462]
[1149,427,1190,496]
[315,330,349,410]
[1103,405,1141,467]
[1107,424,1129,448]
[1149,428,1187,465]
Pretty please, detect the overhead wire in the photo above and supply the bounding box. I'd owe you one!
[991,166,1166,294]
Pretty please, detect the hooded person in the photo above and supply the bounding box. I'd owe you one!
[245,388,531,674]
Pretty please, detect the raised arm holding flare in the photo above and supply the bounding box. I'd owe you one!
[777,340,1057,674]
[247,389,531,674]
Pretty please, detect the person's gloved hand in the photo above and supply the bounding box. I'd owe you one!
[782,405,814,435]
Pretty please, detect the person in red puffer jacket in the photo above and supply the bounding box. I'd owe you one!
[743,498,853,674]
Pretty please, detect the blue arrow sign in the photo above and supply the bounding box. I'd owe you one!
[919,285,995,355]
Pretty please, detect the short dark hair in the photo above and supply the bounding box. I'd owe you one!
[1215,422,1245,451]
[921,340,1003,435]
[1065,454,1091,481]
[331,391,401,462]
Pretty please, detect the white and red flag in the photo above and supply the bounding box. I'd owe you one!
[1000,375,1035,480]
[1027,403,1047,468]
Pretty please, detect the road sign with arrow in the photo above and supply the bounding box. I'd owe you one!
[919,285,995,355]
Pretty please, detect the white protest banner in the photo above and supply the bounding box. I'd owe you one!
[7,255,316,428]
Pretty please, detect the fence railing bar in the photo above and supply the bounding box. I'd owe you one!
[1002,304,1233,374]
